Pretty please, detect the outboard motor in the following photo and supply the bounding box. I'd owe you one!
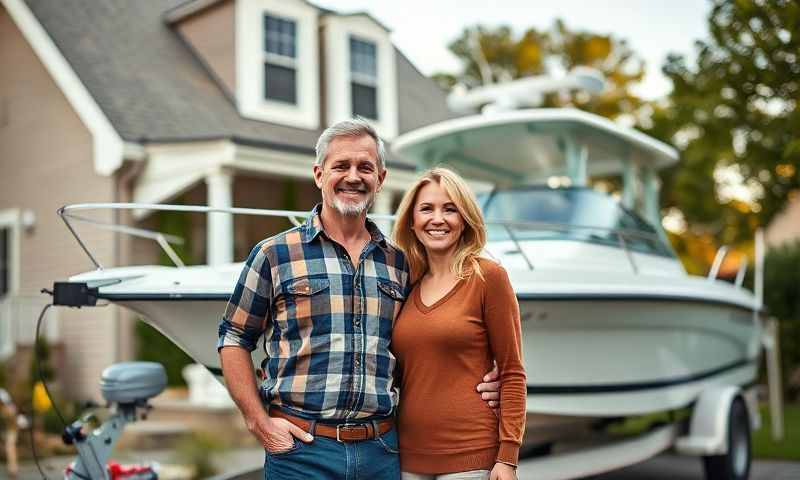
[99,362,168,406]
[64,362,167,480]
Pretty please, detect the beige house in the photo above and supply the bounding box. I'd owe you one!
[0,0,452,399]
[765,195,800,248]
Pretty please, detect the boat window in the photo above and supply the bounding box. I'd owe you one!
[479,188,674,257]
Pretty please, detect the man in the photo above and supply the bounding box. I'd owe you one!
[218,119,499,479]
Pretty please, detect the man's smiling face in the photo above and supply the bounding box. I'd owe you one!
[314,134,386,217]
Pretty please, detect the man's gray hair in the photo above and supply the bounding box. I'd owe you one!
[315,118,386,170]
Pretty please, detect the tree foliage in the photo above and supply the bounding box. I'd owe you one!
[433,20,646,120]
[434,3,800,269]
[645,0,800,244]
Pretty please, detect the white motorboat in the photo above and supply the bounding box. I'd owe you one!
[391,109,764,420]
[54,107,768,480]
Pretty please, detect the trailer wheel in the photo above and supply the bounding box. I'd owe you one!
[702,396,751,480]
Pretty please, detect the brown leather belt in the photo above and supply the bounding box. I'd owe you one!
[270,408,393,442]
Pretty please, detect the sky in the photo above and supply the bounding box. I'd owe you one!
[313,0,712,100]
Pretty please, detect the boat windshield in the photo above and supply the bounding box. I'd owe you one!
[479,187,674,258]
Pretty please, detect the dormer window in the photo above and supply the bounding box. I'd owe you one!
[264,14,297,104]
[236,0,319,130]
[322,14,398,138]
[350,36,378,120]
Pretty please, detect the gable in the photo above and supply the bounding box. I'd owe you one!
[174,0,236,97]
[2,0,124,175]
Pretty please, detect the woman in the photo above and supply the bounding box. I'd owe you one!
[391,168,526,480]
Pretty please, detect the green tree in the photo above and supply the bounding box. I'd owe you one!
[645,0,800,245]
[433,20,646,120]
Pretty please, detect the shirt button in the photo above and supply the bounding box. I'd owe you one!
[354,319,360,327]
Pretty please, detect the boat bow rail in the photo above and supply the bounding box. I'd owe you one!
[57,203,334,271]
[58,202,689,276]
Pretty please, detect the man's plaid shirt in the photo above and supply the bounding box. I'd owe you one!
[218,205,409,420]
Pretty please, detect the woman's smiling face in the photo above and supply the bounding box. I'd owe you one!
[411,180,465,256]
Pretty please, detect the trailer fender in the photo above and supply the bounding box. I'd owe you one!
[674,386,743,456]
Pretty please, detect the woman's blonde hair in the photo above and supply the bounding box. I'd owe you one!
[392,167,487,284]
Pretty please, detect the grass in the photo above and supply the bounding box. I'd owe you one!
[752,403,800,461]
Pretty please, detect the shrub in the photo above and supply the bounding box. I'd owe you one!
[763,240,800,400]
[135,321,193,387]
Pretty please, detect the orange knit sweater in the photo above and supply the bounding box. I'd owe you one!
[392,258,526,474]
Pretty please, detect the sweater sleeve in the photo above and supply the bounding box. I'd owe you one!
[482,260,526,466]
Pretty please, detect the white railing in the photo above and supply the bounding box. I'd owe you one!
[58,202,664,275]
[0,295,59,360]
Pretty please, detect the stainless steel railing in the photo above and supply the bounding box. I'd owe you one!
[59,202,668,275]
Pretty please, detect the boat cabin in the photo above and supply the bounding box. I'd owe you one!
[391,108,681,272]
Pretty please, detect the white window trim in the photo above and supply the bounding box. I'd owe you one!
[236,0,319,129]
[323,15,398,139]
[351,72,377,87]
[264,52,297,70]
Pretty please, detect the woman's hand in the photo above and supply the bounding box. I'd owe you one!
[490,462,517,480]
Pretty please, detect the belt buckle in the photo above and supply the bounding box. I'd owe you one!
[336,423,368,442]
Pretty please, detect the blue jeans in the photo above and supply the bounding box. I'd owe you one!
[263,427,401,479]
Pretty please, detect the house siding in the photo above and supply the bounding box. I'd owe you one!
[765,196,800,248]
[0,6,121,400]
[175,0,236,97]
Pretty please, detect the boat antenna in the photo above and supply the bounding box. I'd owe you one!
[468,27,494,86]
[447,66,605,114]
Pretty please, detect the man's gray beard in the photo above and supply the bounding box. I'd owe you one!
[329,192,375,217]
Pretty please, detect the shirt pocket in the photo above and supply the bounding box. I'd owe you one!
[377,279,405,324]
[275,277,331,331]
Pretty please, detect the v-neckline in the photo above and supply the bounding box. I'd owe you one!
[414,278,465,314]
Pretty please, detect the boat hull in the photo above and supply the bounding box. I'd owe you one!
[517,298,760,416]
[117,294,761,419]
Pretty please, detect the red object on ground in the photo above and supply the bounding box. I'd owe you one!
[65,461,157,479]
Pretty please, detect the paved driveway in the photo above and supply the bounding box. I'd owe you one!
[17,450,800,479]
[517,453,800,480]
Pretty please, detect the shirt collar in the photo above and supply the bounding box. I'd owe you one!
[301,203,388,248]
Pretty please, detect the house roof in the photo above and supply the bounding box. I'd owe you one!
[165,0,394,32]
[23,0,452,165]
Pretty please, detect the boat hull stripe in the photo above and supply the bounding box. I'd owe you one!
[100,292,761,313]
[525,358,756,394]
[205,360,756,394]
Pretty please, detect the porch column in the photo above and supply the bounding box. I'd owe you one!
[205,170,234,265]
[372,190,395,237]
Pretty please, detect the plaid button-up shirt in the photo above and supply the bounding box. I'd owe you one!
[218,205,409,420]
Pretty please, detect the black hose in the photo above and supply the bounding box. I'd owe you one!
[32,303,92,480]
